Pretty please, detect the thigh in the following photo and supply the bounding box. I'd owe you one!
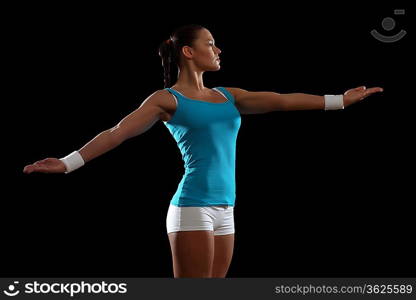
[168,230,214,278]
[212,233,235,278]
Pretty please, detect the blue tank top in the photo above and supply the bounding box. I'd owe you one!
[163,87,241,207]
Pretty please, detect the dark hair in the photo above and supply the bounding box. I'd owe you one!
[158,24,206,88]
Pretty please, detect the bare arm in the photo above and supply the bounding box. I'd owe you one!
[23,90,166,174]
[226,86,383,114]
[79,90,165,163]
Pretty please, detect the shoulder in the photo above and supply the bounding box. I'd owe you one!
[143,89,176,113]
[139,89,168,106]
[222,87,249,102]
[147,89,171,100]
[154,89,176,104]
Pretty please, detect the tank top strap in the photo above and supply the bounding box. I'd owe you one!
[214,87,236,105]
[164,88,184,99]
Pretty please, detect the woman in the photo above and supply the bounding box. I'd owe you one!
[23,24,383,278]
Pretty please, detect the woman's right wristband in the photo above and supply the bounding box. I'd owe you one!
[324,95,344,110]
[59,151,85,174]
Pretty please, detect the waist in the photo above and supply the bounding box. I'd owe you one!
[180,170,235,192]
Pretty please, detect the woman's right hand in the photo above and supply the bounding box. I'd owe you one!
[23,158,67,174]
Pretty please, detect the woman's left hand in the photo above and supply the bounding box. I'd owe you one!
[343,86,383,107]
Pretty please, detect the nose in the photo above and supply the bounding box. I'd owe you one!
[215,46,222,54]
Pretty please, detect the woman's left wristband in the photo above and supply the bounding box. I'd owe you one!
[59,151,85,174]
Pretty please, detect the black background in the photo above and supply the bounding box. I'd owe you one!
[6,2,414,277]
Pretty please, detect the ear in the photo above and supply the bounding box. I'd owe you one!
[181,45,194,59]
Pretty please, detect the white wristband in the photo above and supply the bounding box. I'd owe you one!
[324,95,344,110]
[59,151,85,174]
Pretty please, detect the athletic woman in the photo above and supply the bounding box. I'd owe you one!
[23,24,383,278]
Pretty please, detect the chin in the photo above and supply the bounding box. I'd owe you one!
[211,64,221,71]
[206,67,220,72]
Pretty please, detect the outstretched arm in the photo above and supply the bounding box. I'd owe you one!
[226,86,383,114]
[23,90,167,174]
[78,90,165,164]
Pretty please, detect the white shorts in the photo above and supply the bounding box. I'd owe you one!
[166,204,235,236]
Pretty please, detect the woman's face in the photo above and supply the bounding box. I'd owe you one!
[186,28,222,71]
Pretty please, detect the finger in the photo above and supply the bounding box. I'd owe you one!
[354,86,366,91]
[24,164,48,173]
[367,87,384,93]
[23,165,36,174]
[31,165,49,173]
[363,87,384,97]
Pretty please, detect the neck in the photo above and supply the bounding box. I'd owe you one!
[173,67,206,92]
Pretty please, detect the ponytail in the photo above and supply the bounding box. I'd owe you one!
[158,24,206,88]
[158,38,174,88]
